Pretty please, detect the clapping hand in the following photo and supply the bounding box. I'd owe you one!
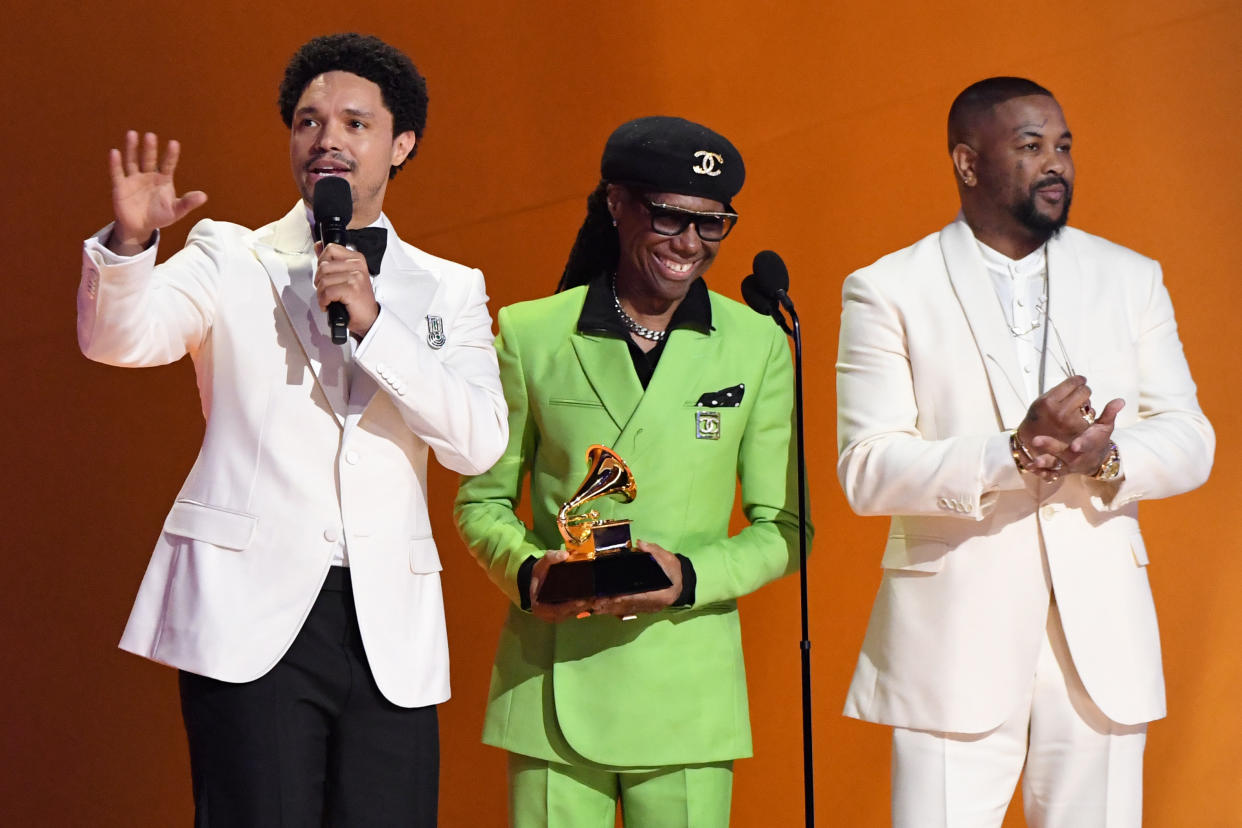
[1018,375,1123,480]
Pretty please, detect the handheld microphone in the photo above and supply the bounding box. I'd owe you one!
[312,176,353,345]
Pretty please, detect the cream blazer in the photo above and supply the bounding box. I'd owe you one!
[78,204,507,707]
[837,218,1213,732]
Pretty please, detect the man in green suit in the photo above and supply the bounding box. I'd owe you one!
[455,116,808,827]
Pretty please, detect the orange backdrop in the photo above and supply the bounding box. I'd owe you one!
[3,1,1238,825]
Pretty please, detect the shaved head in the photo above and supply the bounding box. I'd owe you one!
[948,81,1074,259]
[948,77,1054,153]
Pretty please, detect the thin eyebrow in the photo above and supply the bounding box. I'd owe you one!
[292,106,376,120]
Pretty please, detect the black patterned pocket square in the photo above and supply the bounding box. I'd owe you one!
[696,384,745,407]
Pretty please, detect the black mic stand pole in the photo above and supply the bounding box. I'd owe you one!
[773,295,813,828]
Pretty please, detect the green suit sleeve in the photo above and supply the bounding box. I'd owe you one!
[681,326,810,606]
[454,307,545,605]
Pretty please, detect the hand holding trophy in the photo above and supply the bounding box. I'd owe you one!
[535,445,673,604]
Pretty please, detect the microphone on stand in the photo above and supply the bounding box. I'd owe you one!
[742,249,814,828]
[312,176,353,345]
[741,250,793,334]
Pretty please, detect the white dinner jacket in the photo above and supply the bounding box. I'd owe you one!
[837,218,1213,732]
[78,203,508,707]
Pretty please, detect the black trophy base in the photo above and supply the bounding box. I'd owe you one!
[536,551,673,604]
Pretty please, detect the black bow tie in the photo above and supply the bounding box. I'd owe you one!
[350,227,388,275]
[313,225,388,275]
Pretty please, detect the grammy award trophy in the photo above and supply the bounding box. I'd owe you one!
[535,444,673,604]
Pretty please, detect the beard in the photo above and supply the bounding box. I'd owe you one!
[1013,176,1072,238]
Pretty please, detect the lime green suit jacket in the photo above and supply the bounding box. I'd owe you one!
[454,284,808,768]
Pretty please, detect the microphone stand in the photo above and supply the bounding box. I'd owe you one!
[773,293,813,828]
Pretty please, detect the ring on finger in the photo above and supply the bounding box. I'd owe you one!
[1080,404,1096,426]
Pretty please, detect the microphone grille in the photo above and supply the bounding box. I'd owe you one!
[751,250,789,292]
[312,176,353,224]
[741,274,776,315]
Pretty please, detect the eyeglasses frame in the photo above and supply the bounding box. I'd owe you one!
[638,197,739,241]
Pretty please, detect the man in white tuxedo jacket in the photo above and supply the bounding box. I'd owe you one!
[837,77,1213,828]
[77,34,507,826]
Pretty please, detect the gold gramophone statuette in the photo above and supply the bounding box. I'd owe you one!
[557,444,636,559]
[538,444,671,603]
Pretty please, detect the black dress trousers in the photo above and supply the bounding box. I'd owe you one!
[179,567,438,827]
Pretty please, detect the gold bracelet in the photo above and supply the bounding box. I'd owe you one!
[1091,441,1122,481]
[1009,430,1037,473]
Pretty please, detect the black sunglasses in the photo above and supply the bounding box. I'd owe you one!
[640,198,739,242]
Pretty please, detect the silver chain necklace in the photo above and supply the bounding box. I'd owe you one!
[611,276,667,342]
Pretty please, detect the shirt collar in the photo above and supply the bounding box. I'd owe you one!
[577,274,713,336]
[976,237,1046,280]
[303,203,389,233]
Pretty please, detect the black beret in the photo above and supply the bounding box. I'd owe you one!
[601,116,745,209]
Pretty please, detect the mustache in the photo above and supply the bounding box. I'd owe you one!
[1033,175,1069,192]
[304,152,356,172]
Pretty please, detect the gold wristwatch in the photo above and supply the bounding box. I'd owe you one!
[1091,441,1122,481]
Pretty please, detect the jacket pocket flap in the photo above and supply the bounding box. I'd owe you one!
[409,538,442,574]
[548,397,605,408]
[163,500,258,551]
[881,534,947,573]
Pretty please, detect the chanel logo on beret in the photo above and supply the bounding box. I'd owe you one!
[692,151,724,177]
[599,116,744,208]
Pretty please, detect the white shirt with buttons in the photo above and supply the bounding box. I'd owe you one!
[978,240,1052,401]
[307,210,387,568]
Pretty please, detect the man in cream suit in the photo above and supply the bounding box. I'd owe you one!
[77,33,506,826]
[837,77,1213,827]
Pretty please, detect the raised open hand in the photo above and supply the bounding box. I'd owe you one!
[107,130,207,255]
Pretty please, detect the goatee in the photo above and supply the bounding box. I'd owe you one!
[1015,176,1072,240]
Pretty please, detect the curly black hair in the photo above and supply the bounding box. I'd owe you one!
[278,33,428,179]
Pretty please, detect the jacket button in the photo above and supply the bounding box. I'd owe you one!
[345,450,359,465]
[324,527,339,542]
